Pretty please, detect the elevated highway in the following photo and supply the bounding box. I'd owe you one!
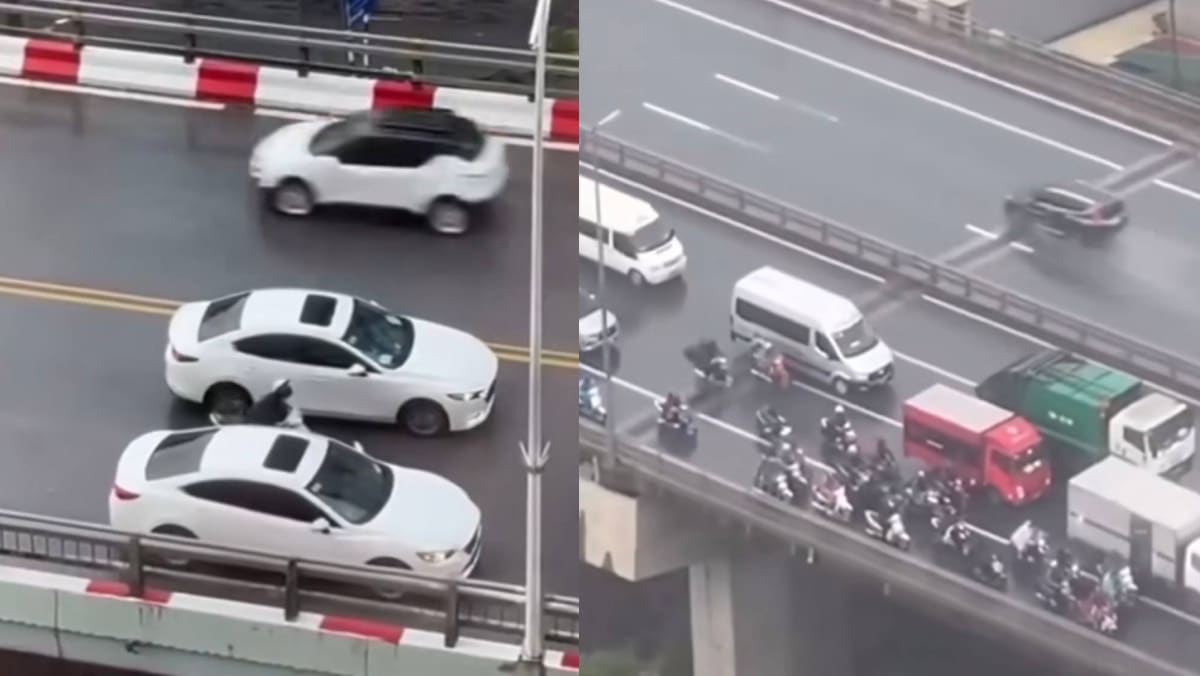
[578,136,1200,675]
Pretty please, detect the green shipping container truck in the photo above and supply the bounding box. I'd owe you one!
[975,350,1195,477]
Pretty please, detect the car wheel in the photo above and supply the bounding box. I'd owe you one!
[150,525,197,567]
[628,270,645,286]
[367,557,413,599]
[399,400,449,437]
[205,383,252,418]
[272,179,315,217]
[428,198,470,236]
[831,377,849,396]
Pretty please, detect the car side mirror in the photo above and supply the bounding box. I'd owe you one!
[311,517,332,534]
[347,363,368,377]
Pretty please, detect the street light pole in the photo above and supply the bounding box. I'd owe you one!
[588,117,619,459]
[519,0,553,666]
[1170,0,1182,91]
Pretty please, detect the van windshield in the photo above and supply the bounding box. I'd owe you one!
[631,221,675,253]
[1148,407,1195,456]
[833,318,880,358]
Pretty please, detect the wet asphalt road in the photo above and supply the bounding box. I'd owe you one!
[0,83,579,596]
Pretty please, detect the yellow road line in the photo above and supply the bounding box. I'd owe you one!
[0,280,579,370]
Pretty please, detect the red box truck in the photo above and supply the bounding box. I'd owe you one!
[903,384,1051,506]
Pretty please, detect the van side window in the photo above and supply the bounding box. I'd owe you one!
[1123,427,1145,451]
[735,300,811,344]
[814,333,838,361]
[613,233,638,257]
[579,219,598,239]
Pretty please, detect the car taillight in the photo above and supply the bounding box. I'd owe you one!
[112,485,139,501]
[170,345,198,363]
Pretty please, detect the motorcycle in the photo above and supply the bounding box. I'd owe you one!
[928,495,960,532]
[1080,593,1120,636]
[578,379,607,424]
[754,460,797,505]
[864,510,911,551]
[812,479,854,523]
[655,401,698,443]
[969,551,1009,591]
[821,428,860,464]
[778,451,811,503]
[755,407,792,442]
[1010,520,1050,569]
[1099,563,1138,610]
[684,340,733,388]
[749,339,791,390]
[210,400,307,430]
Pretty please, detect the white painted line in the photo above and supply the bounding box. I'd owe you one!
[498,136,581,152]
[754,0,1173,147]
[579,161,885,283]
[253,108,324,121]
[964,224,999,240]
[0,75,226,110]
[597,108,622,127]
[643,101,712,132]
[1008,241,1035,254]
[1154,179,1200,203]
[650,0,1124,170]
[715,72,781,101]
[893,350,976,388]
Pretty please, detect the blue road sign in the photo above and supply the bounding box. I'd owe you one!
[344,0,376,28]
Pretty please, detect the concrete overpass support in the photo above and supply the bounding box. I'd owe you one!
[688,554,854,676]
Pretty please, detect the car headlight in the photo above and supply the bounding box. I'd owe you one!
[416,550,456,564]
[448,389,486,402]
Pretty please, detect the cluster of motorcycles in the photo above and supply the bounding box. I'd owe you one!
[576,338,1139,638]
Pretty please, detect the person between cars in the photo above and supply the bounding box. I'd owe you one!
[244,379,295,426]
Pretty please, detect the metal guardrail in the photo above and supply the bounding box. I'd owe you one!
[582,131,1200,402]
[777,0,1200,146]
[0,0,578,97]
[0,508,579,647]
[579,424,1192,676]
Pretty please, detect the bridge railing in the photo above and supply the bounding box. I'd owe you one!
[0,508,579,648]
[579,424,1191,676]
[581,130,1200,401]
[774,0,1200,146]
[0,0,578,97]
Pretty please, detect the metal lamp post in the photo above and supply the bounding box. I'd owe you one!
[519,0,553,665]
[589,114,620,460]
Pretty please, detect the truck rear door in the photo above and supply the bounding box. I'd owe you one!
[1130,514,1154,583]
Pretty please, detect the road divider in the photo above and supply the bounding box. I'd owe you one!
[0,275,577,370]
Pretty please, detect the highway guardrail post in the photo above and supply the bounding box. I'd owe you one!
[443,582,460,647]
[126,536,145,597]
[283,559,300,621]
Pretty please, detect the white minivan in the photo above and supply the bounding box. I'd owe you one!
[579,176,687,285]
[730,266,894,395]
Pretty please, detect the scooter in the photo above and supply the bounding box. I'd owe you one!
[864,510,911,551]
[1099,564,1138,610]
[754,461,799,506]
[970,552,1009,591]
[812,480,854,523]
[210,401,307,430]
[755,409,792,442]
[655,401,698,443]
[1011,520,1050,569]
[694,358,734,388]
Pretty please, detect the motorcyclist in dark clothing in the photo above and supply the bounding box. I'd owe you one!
[756,405,788,439]
[244,379,295,426]
[660,392,686,424]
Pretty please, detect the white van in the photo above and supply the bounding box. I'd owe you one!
[730,266,894,395]
[579,176,687,285]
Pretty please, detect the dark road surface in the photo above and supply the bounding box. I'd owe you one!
[584,0,1200,361]
[579,163,1200,670]
[0,83,578,595]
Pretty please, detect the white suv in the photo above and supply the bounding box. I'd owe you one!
[249,109,509,235]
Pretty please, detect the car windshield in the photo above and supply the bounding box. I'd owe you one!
[309,120,354,156]
[342,299,415,370]
[1148,407,1194,456]
[833,318,880,358]
[998,446,1046,476]
[305,441,393,525]
[630,221,675,253]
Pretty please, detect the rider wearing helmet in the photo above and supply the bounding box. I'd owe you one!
[244,379,294,426]
[661,392,685,424]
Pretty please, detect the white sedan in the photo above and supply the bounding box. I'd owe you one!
[164,288,498,437]
[249,109,509,235]
[108,425,482,580]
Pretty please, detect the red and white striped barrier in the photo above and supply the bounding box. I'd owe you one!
[0,35,579,142]
[0,565,579,675]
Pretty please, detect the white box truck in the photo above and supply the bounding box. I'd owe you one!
[1068,457,1200,598]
